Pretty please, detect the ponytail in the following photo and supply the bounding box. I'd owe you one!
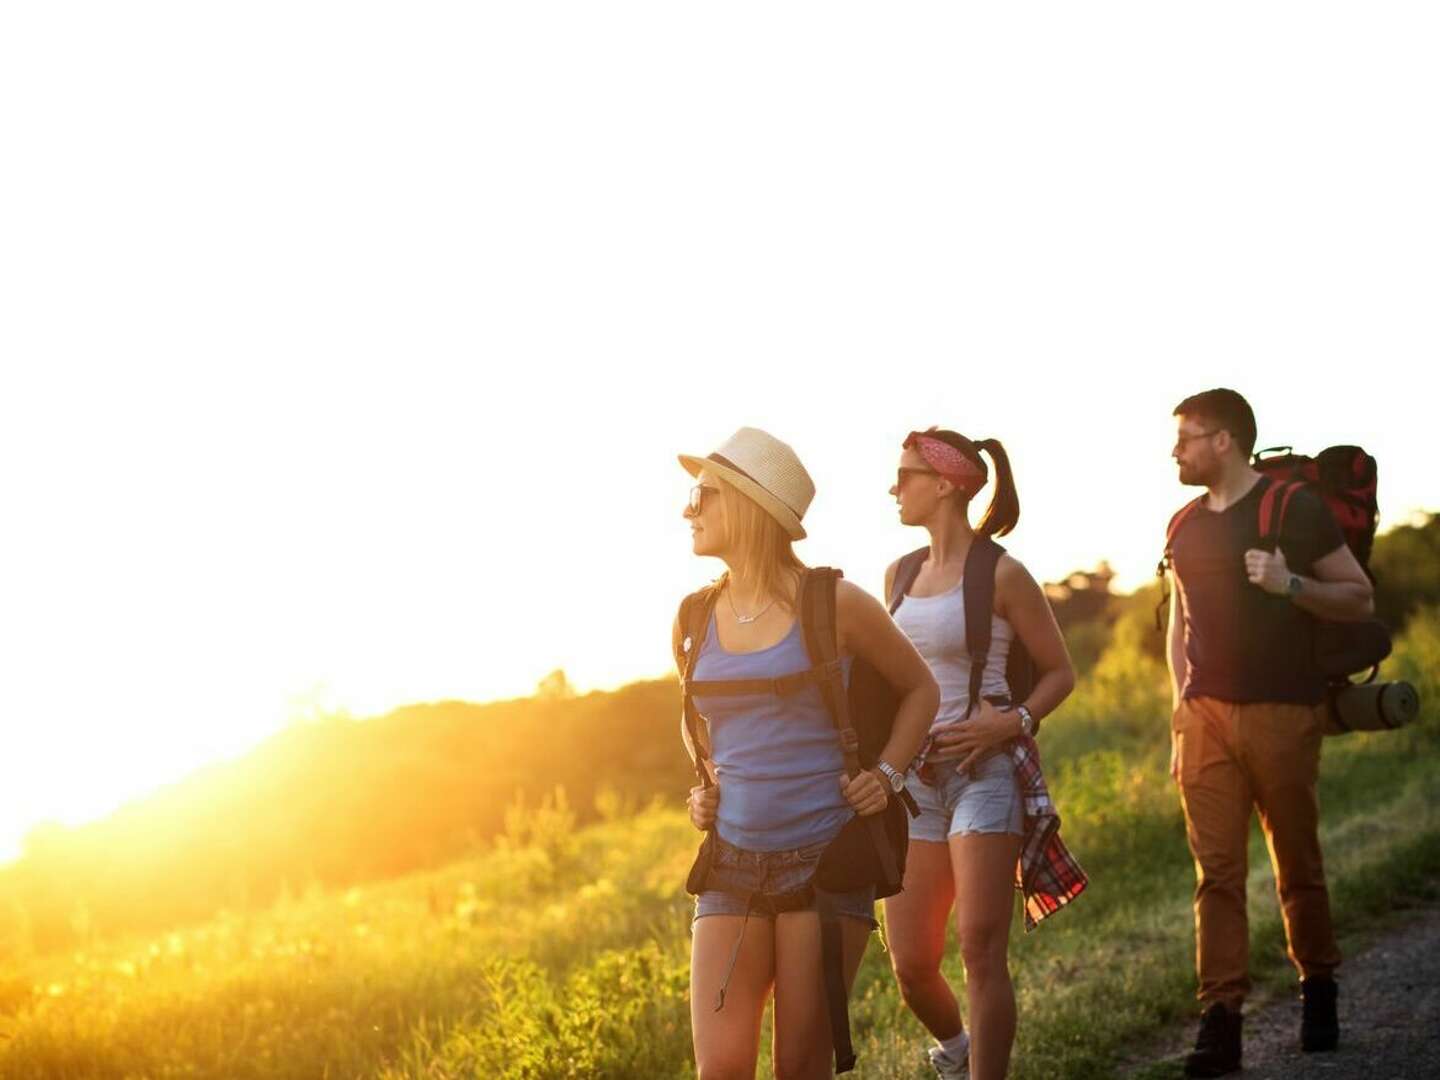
[905,427,1021,537]
[973,438,1020,537]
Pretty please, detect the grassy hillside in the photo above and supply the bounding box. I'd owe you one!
[0,679,690,953]
[2,606,1435,1078]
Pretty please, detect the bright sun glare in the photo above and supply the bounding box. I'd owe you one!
[2,3,1436,861]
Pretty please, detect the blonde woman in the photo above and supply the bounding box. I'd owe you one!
[675,427,937,1079]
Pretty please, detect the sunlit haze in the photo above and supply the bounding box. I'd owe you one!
[2,3,1436,862]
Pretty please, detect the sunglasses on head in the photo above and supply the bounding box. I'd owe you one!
[687,483,720,514]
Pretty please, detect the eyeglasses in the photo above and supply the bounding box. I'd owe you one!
[687,484,720,514]
[895,466,939,488]
[1174,429,1220,451]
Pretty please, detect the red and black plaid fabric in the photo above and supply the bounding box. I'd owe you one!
[915,733,1088,930]
[1011,734,1089,930]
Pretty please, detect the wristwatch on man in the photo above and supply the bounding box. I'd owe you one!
[874,759,906,793]
[1015,704,1037,738]
[1286,573,1304,600]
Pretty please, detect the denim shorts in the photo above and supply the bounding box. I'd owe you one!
[693,835,878,929]
[908,752,1024,842]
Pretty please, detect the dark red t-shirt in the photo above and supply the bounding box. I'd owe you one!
[1170,476,1345,705]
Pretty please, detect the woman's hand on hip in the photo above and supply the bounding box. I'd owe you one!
[839,769,889,817]
[947,700,1022,773]
[687,783,718,831]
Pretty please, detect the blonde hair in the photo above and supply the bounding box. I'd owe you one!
[715,476,805,610]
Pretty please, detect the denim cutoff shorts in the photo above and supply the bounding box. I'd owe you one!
[694,835,878,929]
[908,752,1024,842]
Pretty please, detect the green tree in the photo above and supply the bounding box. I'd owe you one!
[1370,512,1440,629]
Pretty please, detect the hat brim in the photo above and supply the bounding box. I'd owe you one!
[679,453,807,540]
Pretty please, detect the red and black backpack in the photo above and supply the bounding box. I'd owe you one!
[1251,445,1380,572]
[1158,444,1390,682]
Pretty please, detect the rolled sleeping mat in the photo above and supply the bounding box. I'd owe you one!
[1325,681,1420,736]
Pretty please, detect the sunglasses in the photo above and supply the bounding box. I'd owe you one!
[687,483,720,514]
[895,466,939,488]
[1174,429,1220,451]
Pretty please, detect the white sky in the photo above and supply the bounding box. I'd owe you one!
[2,3,1437,862]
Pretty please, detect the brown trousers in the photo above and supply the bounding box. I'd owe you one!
[1173,696,1341,1009]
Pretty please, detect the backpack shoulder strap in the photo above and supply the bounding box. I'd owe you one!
[887,546,930,613]
[1157,494,1207,575]
[798,569,861,778]
[1166,495,1206,546]
[801,567,902,896]
[1259,476,1305,553]
[800,567,842,667]
[674,583,721,678]
[962,536,1006,717]
[674,584,721,782]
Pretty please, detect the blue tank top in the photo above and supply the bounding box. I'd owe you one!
[692,613,854,851]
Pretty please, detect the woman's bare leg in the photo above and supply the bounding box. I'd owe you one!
[692,914,776,1080]
[770,911,872,1080]
[884,839,965,1040]
[950,832,1023,1080]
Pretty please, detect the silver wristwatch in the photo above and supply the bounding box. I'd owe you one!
[1016,704,1037,738]
[874,760,906,793]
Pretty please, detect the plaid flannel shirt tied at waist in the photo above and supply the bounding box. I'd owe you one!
[916,731,1088,931]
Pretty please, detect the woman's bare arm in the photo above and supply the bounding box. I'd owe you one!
[940,554,1076,772]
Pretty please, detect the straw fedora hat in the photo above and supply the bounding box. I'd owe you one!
[679,427,815,540]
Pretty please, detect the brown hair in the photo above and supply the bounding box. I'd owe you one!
[1174,388,1257,456]
[911,428,1020,537]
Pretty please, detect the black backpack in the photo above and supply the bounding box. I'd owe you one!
[885,538,1037,720]
[672,567,914,1074]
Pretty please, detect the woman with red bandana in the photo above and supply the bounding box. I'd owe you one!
[883,428,1083,1080]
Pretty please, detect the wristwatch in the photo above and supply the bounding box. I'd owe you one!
[874,760,906,793]
[1015,704,1037,738]
[1286,574,1304,600]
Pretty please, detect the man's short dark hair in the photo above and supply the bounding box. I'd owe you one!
[1174,388,1257,457]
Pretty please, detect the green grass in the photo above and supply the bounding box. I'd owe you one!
[2,610,1437,1078]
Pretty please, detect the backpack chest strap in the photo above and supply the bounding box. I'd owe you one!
[685,660,843,700]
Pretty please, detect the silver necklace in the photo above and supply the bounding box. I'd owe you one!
[727,586,777,625]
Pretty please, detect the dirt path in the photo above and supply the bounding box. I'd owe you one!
[1133,901,1440,1079]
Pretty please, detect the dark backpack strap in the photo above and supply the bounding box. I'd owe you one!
[686,668,830,698]
[887,546,930,613]
[962,537,1005,718]
[801,570,896,1072]
[1154,494,1207,630]
[799,569,860,777]
[817,891,856,1073]
[676,586,721,785]
[800,568,900,882]
[1157,495,1206,577]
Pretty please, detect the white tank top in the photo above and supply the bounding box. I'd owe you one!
[894,582,1015,728]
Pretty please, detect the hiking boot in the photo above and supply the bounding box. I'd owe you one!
[1183,1002,1242,1078]
[927,1044,969,1078]
[1300,976,1339,1052]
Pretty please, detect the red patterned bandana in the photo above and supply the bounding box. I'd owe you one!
[905,433,986,492]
